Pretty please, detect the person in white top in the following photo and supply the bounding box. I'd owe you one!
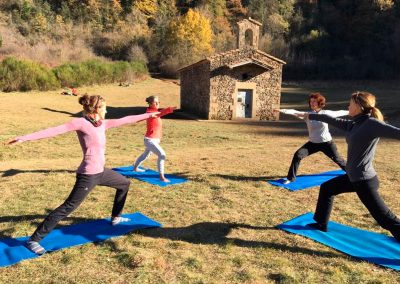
[279,93,348,184]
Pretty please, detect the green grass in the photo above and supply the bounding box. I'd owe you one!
[0,79,400,283]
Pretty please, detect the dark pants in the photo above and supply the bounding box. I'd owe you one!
[314,174,400,240]
[30,168,131,242]
[287,141,346,181]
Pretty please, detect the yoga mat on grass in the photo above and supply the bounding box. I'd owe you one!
[268,170,345,191]
[278,212,400,270]
[113,166,188,187]
[0,212,161,268]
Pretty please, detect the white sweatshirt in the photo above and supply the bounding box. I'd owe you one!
[280,109,348,143]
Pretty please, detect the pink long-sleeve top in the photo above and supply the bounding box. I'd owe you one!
[16,113,152,174]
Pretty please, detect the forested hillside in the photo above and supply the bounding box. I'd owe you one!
[0,0,399,81]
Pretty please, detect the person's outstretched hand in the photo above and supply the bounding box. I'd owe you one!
[150,112,161,118]
[295,112,308,119]
[6,138,22,145]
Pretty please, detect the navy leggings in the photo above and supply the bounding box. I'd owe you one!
[30,168,131,242]
[287,141,346,181]
[313,174,400,240]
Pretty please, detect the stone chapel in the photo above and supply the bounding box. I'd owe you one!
[179,18,286,120]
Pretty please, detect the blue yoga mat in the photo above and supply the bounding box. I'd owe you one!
[113,166,188,187]
[268,170,345,191]
[278,212,400,270]
[0,212,161,268]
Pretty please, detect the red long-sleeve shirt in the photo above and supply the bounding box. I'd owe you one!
[145,107,174,139]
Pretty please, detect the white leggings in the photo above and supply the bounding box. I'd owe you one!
[134,138,166,175]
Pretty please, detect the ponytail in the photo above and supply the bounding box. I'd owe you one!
[371,107,384,121]
[351,91,384,121]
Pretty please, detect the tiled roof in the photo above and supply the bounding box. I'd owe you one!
[207,48,286,65]
[179,47,285,72]
[177,59,209,72]
[227,59,273,70]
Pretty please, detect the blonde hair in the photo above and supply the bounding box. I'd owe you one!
[351,91,383,121]
[78,94,105,114]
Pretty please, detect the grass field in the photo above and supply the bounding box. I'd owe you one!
[0,79,400,283]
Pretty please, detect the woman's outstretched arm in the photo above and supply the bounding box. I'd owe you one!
[105,113,159,129]
[156,107,176,118]
[278,109,304,116]
[324,110,349,118]
[306,113,352,131]
[369,119,400,140]
[7,119,82,144]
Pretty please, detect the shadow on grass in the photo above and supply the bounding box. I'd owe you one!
[0,169,76,177]
[41,106,192,120]
[42,107,81,117]
[0,213,96,238]
[0,219,340,260]
[137,222,340,258]
[210,174,282,182]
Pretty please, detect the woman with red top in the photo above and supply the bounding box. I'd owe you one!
[7,94,158,255]
[133,95,176,182]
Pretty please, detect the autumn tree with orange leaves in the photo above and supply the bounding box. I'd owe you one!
[159,9,214,76]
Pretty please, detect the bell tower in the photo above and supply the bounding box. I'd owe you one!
[237,18,262,49]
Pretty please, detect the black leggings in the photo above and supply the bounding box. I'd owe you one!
[314,174,400,240]
[287,140,346,181]
[30,168,131,242]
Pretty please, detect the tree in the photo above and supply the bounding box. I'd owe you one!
[195,0,235,52]
[147,0,178,67]
[204,0,226,17]
[99,0,124,31]
[165,9,213,63]
[134,0,158,19]
[247,0,294,37]
[246,0,294,60]
[156,9,214,76]
[211,16,235,52]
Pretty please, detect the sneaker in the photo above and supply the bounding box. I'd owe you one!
[282,179,291,185]
[25,240,46,255]
[133,167,145,172]
[306,222,328,232]
[111,216,131,226]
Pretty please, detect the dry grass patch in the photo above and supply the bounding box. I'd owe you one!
[0,79,400,282]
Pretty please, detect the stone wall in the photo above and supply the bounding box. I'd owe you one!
[180,47,284,120]
[208,48,283,120]
[209,68,235,120]
[254,66,282,120]
[180,61,211,118]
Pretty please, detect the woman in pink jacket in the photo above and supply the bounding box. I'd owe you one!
[8,94,158,255]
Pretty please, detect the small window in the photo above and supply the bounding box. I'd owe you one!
[245,29,253,46]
